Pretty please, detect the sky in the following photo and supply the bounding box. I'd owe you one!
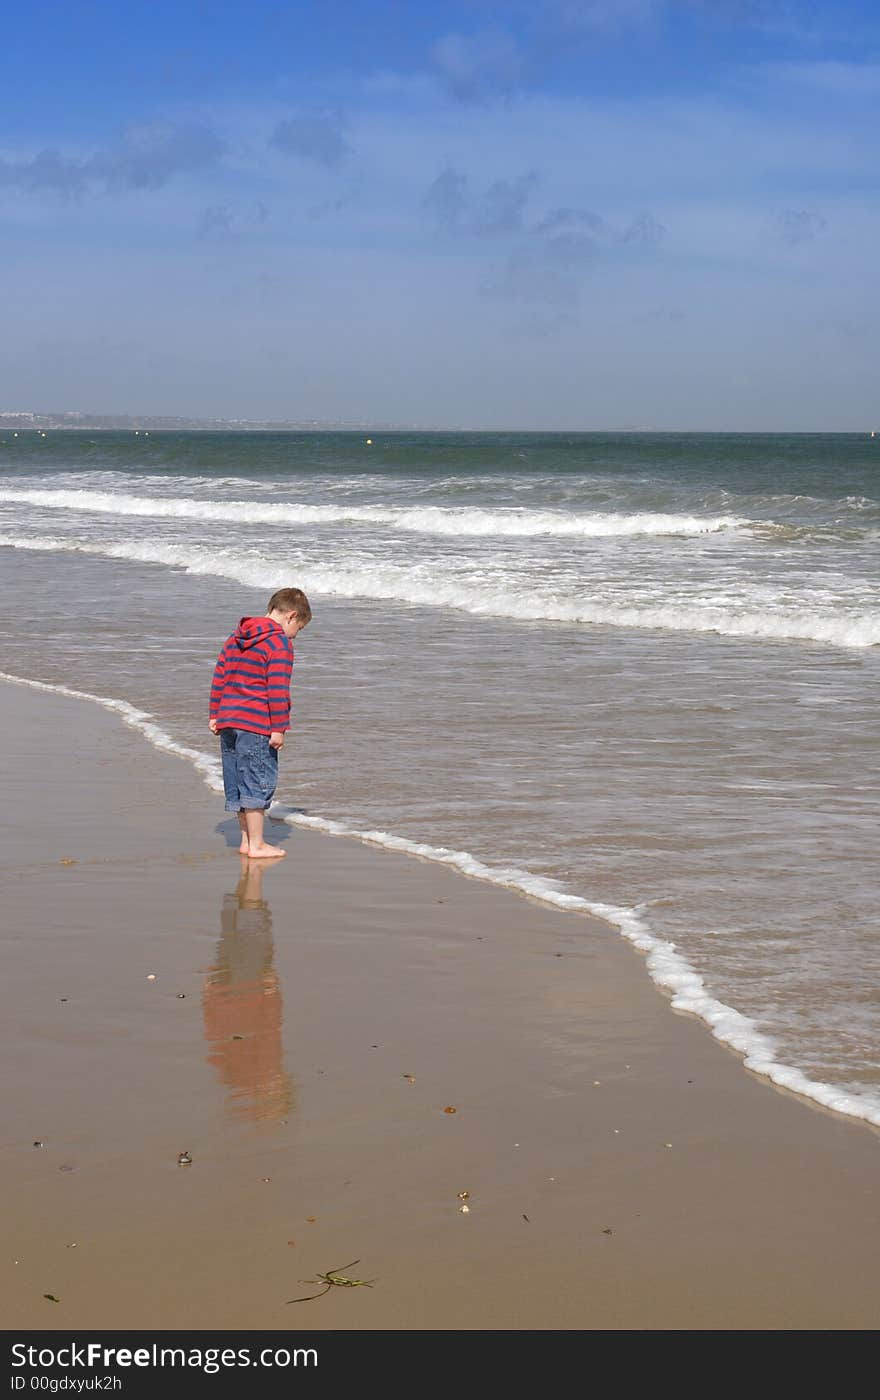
[1,0,879,429]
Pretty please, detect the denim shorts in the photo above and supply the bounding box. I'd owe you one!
[219,728,279,812]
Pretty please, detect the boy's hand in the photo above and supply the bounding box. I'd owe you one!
[208,718,219,734]
[269,731,285,749]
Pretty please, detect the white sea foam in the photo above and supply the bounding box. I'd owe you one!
[2,664,878,1129]
[2,531,878,649]
[0,486,743,538]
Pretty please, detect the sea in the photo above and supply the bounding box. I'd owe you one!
[1,430,878,1126]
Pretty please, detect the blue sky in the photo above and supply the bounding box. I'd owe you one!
[2,0,879,428]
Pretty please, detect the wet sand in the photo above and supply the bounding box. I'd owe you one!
[2,680,878,1330]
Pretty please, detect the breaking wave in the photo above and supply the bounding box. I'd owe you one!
[1,531,878,648]
[0,487,743,538]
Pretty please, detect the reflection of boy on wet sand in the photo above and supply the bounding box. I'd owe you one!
[202,858,294,1123]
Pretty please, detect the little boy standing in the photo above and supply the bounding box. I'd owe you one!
[209,587,312,858]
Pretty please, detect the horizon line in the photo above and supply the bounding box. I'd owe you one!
[1,413,876,436]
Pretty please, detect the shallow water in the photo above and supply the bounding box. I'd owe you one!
[2,430,878,1121]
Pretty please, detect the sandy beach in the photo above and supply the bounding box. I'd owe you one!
[2,679,878,1331]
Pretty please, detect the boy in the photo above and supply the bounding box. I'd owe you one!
[209,587,312,858]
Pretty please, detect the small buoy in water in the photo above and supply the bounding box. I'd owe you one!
[366,438,372,445]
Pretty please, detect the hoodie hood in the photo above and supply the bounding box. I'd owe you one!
[233,616,283,651]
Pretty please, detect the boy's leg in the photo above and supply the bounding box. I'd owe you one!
[220,729,246,850]
[243,808,286,859]
[235,730,284,858]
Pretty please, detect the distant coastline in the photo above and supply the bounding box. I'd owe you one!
[0,412,870,434]
[0,411,660,432]
[0,411,427,432]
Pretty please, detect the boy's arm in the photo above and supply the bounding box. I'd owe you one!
[209,642,229,728]
[266,642,294,734]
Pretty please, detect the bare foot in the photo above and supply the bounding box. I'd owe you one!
[246,843,287,859]
[238,840,249,854]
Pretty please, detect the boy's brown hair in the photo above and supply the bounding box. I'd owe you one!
[267,587,312,622]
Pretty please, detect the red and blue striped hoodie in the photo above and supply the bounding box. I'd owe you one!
[209,617,294,736]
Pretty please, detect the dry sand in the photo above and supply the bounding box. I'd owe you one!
[1,681,878,1330]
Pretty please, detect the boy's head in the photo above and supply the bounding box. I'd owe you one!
[266,587,312,640]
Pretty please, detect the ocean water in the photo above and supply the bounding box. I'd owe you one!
[1,430,878,1125]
